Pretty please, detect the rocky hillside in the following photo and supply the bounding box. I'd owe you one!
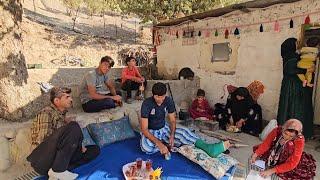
[22,0,153,68]
[0,0,153,122]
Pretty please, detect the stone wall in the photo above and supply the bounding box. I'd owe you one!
[156,0,320,120]
[16,67,124,120]
[8,67,199,120]
[144,78,201,108]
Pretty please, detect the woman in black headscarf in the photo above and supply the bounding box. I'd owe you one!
[277,38,315,138]
[215,87,263,136]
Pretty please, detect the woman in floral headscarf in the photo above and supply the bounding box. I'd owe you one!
[247,80,265,103]
[250,119,316,179]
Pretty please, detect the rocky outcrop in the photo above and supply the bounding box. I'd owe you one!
[0,0,29,121]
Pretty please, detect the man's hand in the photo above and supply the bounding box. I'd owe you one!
[82,146,87,153]
[111,95,122,102]
[132,77,142,83]
[157,142,169,155]
[169,134,175,148]
[65,115,76,123]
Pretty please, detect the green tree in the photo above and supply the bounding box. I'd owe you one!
[83,0,104,17]
[61,0,83,30]
[117,0,239,24]
[63,0,244,25]
[219,0,243,7]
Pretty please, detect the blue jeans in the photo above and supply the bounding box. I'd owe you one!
[82,91,121,113]
[82,98,115,112]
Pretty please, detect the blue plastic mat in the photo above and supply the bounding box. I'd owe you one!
[72,135,236,180]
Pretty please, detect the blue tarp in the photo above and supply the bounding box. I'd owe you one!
[72,135,236,180]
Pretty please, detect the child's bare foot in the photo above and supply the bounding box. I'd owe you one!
[303,80,307,87]
[307,83,314,87]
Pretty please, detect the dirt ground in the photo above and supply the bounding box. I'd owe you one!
[21,0,153,69]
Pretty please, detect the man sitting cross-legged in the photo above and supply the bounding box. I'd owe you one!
[80,55,122,113]
[27,87,100,179]
[140,82,231,157]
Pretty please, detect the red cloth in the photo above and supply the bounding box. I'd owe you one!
[253,127,317,179]
[121,67,142,84]
[189,99,213,120]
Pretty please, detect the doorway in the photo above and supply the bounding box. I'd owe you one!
[300,24,320,125]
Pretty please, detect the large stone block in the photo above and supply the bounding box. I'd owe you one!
[9,127,32,164]
[0,136,10,171]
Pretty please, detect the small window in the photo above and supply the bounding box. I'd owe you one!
[211,42,232,62]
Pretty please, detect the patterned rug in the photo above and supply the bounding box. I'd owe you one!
[233,164,247,180]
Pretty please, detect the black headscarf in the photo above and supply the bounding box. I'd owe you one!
[280,38,299,61]
[229,87,254,121]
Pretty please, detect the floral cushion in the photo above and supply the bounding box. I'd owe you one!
[87,116,136,147]
[81,127,96,146]
[178,145,238,179]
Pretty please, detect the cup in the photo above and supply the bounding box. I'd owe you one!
[136,158,142,169]
[125,170,131,177]
[146,159,153,171]
[165,152,171,160]
[130,165,137,176]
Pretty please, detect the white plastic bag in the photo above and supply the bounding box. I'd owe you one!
[259,119,277,141]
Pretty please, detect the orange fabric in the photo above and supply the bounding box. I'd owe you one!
[226,80,265,102]
[254,127,305,174]
[247,80,265,102]
[121,66,142,84]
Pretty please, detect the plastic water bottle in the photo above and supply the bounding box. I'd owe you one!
[140,91,144,100]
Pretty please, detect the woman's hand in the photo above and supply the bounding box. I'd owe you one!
[223,141,231,150]
[236,119,245,128]
[260,168,275,178]
[250,153,258,164]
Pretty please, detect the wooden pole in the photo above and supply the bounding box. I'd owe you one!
[135,20,137,43]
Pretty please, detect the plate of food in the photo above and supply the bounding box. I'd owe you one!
[123,158,154,180]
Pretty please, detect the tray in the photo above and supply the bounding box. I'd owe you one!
[123,161,154,180]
